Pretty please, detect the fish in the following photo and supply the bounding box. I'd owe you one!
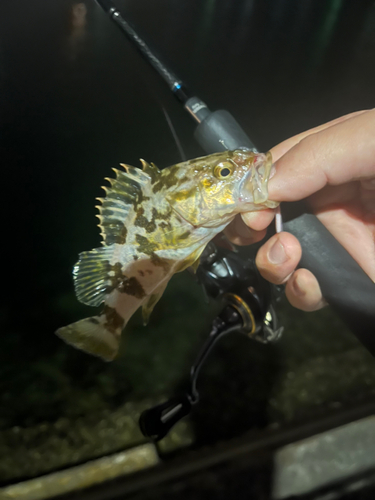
[56,149,278,361]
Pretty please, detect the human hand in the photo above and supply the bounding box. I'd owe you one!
[226,109,375,311]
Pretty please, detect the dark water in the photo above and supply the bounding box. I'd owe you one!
[1,0,375,484]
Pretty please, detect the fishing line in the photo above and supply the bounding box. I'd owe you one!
[160,106,187,162]
[275,206,283,233]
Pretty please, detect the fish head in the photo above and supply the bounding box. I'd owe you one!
[166,149,279,228]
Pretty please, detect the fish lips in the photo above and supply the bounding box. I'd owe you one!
[238,152,274,207]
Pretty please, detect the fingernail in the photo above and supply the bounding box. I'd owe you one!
[292,275,305,296]
[241,212,258,226]
[268,239,288,265]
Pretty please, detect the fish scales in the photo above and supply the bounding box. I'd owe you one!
[56,150,278,361]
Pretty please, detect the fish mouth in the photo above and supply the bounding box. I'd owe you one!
[238,151,274,206]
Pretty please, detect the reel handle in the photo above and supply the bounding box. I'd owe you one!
[139,396,192,441]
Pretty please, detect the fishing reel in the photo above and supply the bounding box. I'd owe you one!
[139,241,283,441]
[197,241,283,343]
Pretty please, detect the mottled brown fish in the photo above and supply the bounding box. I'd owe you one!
[56,149,278,361]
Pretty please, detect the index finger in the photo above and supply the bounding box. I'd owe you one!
[270,110,368,162]
[269,109,375,202]
[242,110,370,232]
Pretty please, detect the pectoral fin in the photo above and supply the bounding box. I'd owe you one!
[189,258,200,273]
[73,245,115,307]
[174,246,205,274]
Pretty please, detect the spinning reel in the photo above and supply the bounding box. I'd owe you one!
[140,243,283,440]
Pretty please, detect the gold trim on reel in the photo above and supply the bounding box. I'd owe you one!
[222,293,256,336]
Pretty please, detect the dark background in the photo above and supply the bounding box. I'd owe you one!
[0,0,375,484]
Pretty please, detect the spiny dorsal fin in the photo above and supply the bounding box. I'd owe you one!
[140,158,160,182]
[73,244,116,307]
[96,163,154,246]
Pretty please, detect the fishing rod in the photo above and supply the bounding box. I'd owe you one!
[95,0,257,152]
[95,0,375,440]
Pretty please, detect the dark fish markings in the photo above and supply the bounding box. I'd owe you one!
[103,305,124,334]
[123,179,150,211]
[152,166,180,193]
[150,252,170,273]
[134,236,170,273]
[107,262,145,298]
[179,230,191,240]
[134,207,157,233]
[159,221,172,230]
[134,207,172,234]
[118,276,146,298]
[135,234,159,255]
[114,224,127,244]
[153,207,172,221]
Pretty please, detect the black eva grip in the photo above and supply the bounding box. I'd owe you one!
[195,110,257,153]
[284,213,375,353]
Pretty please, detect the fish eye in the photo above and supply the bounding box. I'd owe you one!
[214,162,234,179]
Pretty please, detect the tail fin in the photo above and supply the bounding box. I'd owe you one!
[56,315,123,361]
